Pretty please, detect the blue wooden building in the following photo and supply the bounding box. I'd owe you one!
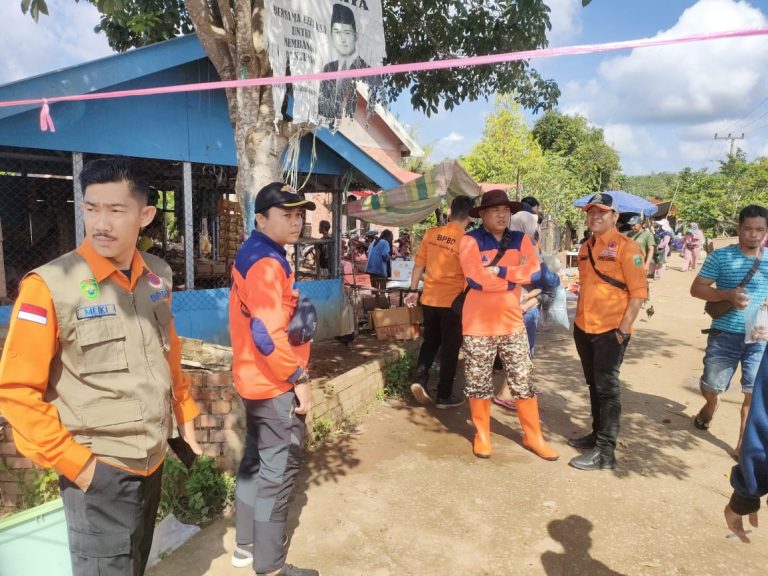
[0,34,406,344]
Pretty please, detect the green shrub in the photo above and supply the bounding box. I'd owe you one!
[158,456,235,525]
[0,461,59,510]
[383,351,415,398]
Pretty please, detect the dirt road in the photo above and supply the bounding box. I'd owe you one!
[149,257,766,575]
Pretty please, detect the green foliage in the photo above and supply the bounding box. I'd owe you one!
[0,462,59,510]
[674,152,768,236]
[25,1,563,115]
[383,351,415,398]
[462,95,544,186]
[531,110,621,193]
[311,418,334,444]
[620,172,679,200]
[158,455,234,525]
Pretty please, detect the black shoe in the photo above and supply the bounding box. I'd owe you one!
[569,448,616,471]
[567,433,597,450]
[435,395,466,409]
[257,565,320,576]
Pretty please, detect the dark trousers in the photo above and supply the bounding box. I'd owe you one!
[573,324,630,455]
[235,390,306,574]
[416,304,463,399]
[60,460,163,576]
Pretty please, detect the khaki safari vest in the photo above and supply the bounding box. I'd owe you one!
[33,250,175,472]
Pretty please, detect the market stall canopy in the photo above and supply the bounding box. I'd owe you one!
[346,160,482,226]
[573,190,659,217]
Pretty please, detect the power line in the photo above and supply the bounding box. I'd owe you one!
[723,95,768,134]
[714,132,745,156]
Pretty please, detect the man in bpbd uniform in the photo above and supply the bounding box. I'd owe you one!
[0,157,202,574]
[229,182,320,576]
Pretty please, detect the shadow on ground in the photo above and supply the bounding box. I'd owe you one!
[540,515,626,576]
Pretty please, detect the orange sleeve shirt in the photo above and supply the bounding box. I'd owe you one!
[414,222,466,307]
[459,228,540,337]
[575,227,649,334]
[0,242,198,481]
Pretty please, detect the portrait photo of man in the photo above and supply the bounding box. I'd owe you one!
[319,4,369,120]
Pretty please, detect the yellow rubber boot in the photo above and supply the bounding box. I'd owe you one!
[469,398,492,458]
[516,396,559,461]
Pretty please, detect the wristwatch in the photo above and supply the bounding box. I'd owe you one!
[295,371,310,384]
[615,328,629,342]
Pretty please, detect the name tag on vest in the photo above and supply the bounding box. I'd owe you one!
[76,304,117,320]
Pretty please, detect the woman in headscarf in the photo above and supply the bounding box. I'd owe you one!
[681,222,705,271]
[365,229,394,290]
[651,219,673,278]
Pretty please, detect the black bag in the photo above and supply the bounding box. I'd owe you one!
[452,231,511,316]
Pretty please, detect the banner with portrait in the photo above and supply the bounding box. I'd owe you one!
[264,0,386,126]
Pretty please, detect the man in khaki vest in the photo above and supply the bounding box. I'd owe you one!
[0,157,201,575]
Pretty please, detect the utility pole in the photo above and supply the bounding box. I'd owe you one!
[714,132,745,156]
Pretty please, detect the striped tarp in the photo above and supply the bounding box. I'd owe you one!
[345,160,482,226]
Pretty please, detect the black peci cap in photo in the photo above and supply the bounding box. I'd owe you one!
[254,182,316,214]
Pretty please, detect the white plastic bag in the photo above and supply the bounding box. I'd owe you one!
[542,284,569,330]
[745,303,768,343]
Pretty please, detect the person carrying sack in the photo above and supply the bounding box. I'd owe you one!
[690,205,768,456]
[459,189,558,461]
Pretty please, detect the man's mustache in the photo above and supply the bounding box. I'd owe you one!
[93,233,117,241]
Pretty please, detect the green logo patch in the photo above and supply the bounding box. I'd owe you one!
[79,279,100,300]
[633,255,643,268]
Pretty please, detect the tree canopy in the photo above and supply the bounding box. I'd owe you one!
[24,0,562,116]
[531,110,621,193]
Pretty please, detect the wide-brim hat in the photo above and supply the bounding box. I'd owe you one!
[582,192,617,212]
[469,189,524,218]
[254,182,316,214]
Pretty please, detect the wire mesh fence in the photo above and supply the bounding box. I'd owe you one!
[0,147,243,302]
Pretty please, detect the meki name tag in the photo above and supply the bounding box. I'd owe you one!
[76,304,117,320]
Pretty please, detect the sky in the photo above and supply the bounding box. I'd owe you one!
[0,0,767,176]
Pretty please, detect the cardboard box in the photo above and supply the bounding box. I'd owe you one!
[371,306,422,340]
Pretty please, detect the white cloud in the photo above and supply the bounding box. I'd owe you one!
[581,0,768,125]
[559,0,768,173]
[441,132,465,143]
[546,0,584,46]
[432,131,471,160]
[0,0,113,86]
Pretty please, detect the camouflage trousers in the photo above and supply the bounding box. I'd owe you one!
[463,330,534,399]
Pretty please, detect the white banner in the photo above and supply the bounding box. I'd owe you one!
[265,0,386,126]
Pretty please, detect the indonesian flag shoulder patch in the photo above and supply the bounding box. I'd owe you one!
[17,303,48,325]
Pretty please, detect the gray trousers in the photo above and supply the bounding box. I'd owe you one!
[235,390,306,574]
[59,460,163,576]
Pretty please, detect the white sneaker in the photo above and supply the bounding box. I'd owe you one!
[231,545,252,568]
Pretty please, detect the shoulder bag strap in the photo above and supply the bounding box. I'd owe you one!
[738,251,763,289]
[460,230,513,296]
[586,239,628,292]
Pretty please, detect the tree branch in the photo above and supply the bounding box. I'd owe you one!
[186,0,235,80]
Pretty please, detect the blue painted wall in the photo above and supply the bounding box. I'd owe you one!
[0,499,72,576]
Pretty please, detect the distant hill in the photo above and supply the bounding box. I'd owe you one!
[620,173,678,201]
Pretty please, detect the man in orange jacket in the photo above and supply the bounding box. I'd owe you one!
[459,189,558,461]
[228,182,319,576]
[0,157,201,575]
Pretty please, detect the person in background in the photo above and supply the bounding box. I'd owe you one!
[568,192,647,471]
[681,222,705,271]
[579,229,592,246]
[228,182,319,576]
[651,220,673,279]
[627,216,655,275]
[460,189,558,461]
[689,205,768,456]
[0,157,201,575]
[724,349,768,543]
[366,229,394,291]
[493,210,561,412]
[521,195,541,215]
[317,220,332,278]
[406,196,475,409]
